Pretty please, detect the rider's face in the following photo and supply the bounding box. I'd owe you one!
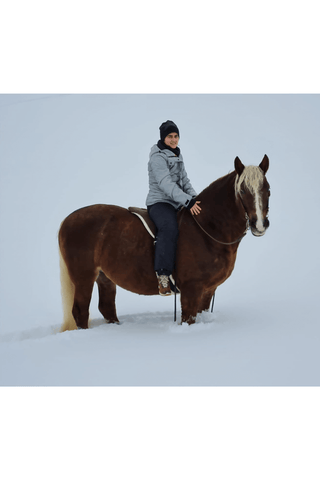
[164,133,179,149]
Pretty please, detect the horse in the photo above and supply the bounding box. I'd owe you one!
[58,155,270,331]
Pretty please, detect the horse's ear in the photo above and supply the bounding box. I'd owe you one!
[259,155,269,174]
[234,157,245,176]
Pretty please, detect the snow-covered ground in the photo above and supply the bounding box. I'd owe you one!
[1,300,319,386]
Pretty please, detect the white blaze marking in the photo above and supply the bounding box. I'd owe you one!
[254,188,264,233]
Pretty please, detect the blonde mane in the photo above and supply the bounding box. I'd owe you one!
[235,165,264,195]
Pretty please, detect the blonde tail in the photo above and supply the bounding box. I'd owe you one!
[59,248,77,332]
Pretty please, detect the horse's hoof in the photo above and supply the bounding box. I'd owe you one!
[180,318,196,326]
[187,319,196,325]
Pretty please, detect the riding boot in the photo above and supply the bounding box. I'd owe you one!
[156,273,172,296]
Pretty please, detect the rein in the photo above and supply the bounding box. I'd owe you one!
[192,212,250,245]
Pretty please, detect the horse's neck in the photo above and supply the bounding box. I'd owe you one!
[197,172,246,231]
[197,172,237,212]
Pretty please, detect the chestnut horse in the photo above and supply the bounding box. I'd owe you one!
[59,155,270,331]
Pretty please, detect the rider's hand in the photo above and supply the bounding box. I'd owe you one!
[190,201,201,215]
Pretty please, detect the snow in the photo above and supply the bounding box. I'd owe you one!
[1,304,319,387]
[1,94,320,477]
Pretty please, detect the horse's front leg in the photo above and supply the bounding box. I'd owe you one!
[180,287,203,325]
[197,290,216,314]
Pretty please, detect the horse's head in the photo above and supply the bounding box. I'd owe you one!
[234,155,270,237]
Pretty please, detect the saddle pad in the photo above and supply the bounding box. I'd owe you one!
[128,207,156,238]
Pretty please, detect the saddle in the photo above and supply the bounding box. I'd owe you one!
[128,207,156,238]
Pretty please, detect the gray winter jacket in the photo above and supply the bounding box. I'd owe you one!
[146,144,197,209]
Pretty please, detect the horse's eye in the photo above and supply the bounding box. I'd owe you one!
[240,189,245,195]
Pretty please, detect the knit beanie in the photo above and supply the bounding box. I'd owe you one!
[159,120,180,142]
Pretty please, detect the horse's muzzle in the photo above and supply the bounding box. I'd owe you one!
[250,217,270,237]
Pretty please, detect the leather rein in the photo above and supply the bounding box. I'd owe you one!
[192,213,249,245]
[191,193,250,245]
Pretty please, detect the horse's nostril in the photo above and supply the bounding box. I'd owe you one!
[264,218,270,228]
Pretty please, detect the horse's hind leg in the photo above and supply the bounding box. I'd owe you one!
[72,280,95,330]
[96,271,119,324]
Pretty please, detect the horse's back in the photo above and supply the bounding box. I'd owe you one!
[60,204,130,237]
[60,204,127,229]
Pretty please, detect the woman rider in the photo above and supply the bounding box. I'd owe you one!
[146,120,201,296]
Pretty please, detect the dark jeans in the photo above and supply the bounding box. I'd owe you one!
[147,202,179,276]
